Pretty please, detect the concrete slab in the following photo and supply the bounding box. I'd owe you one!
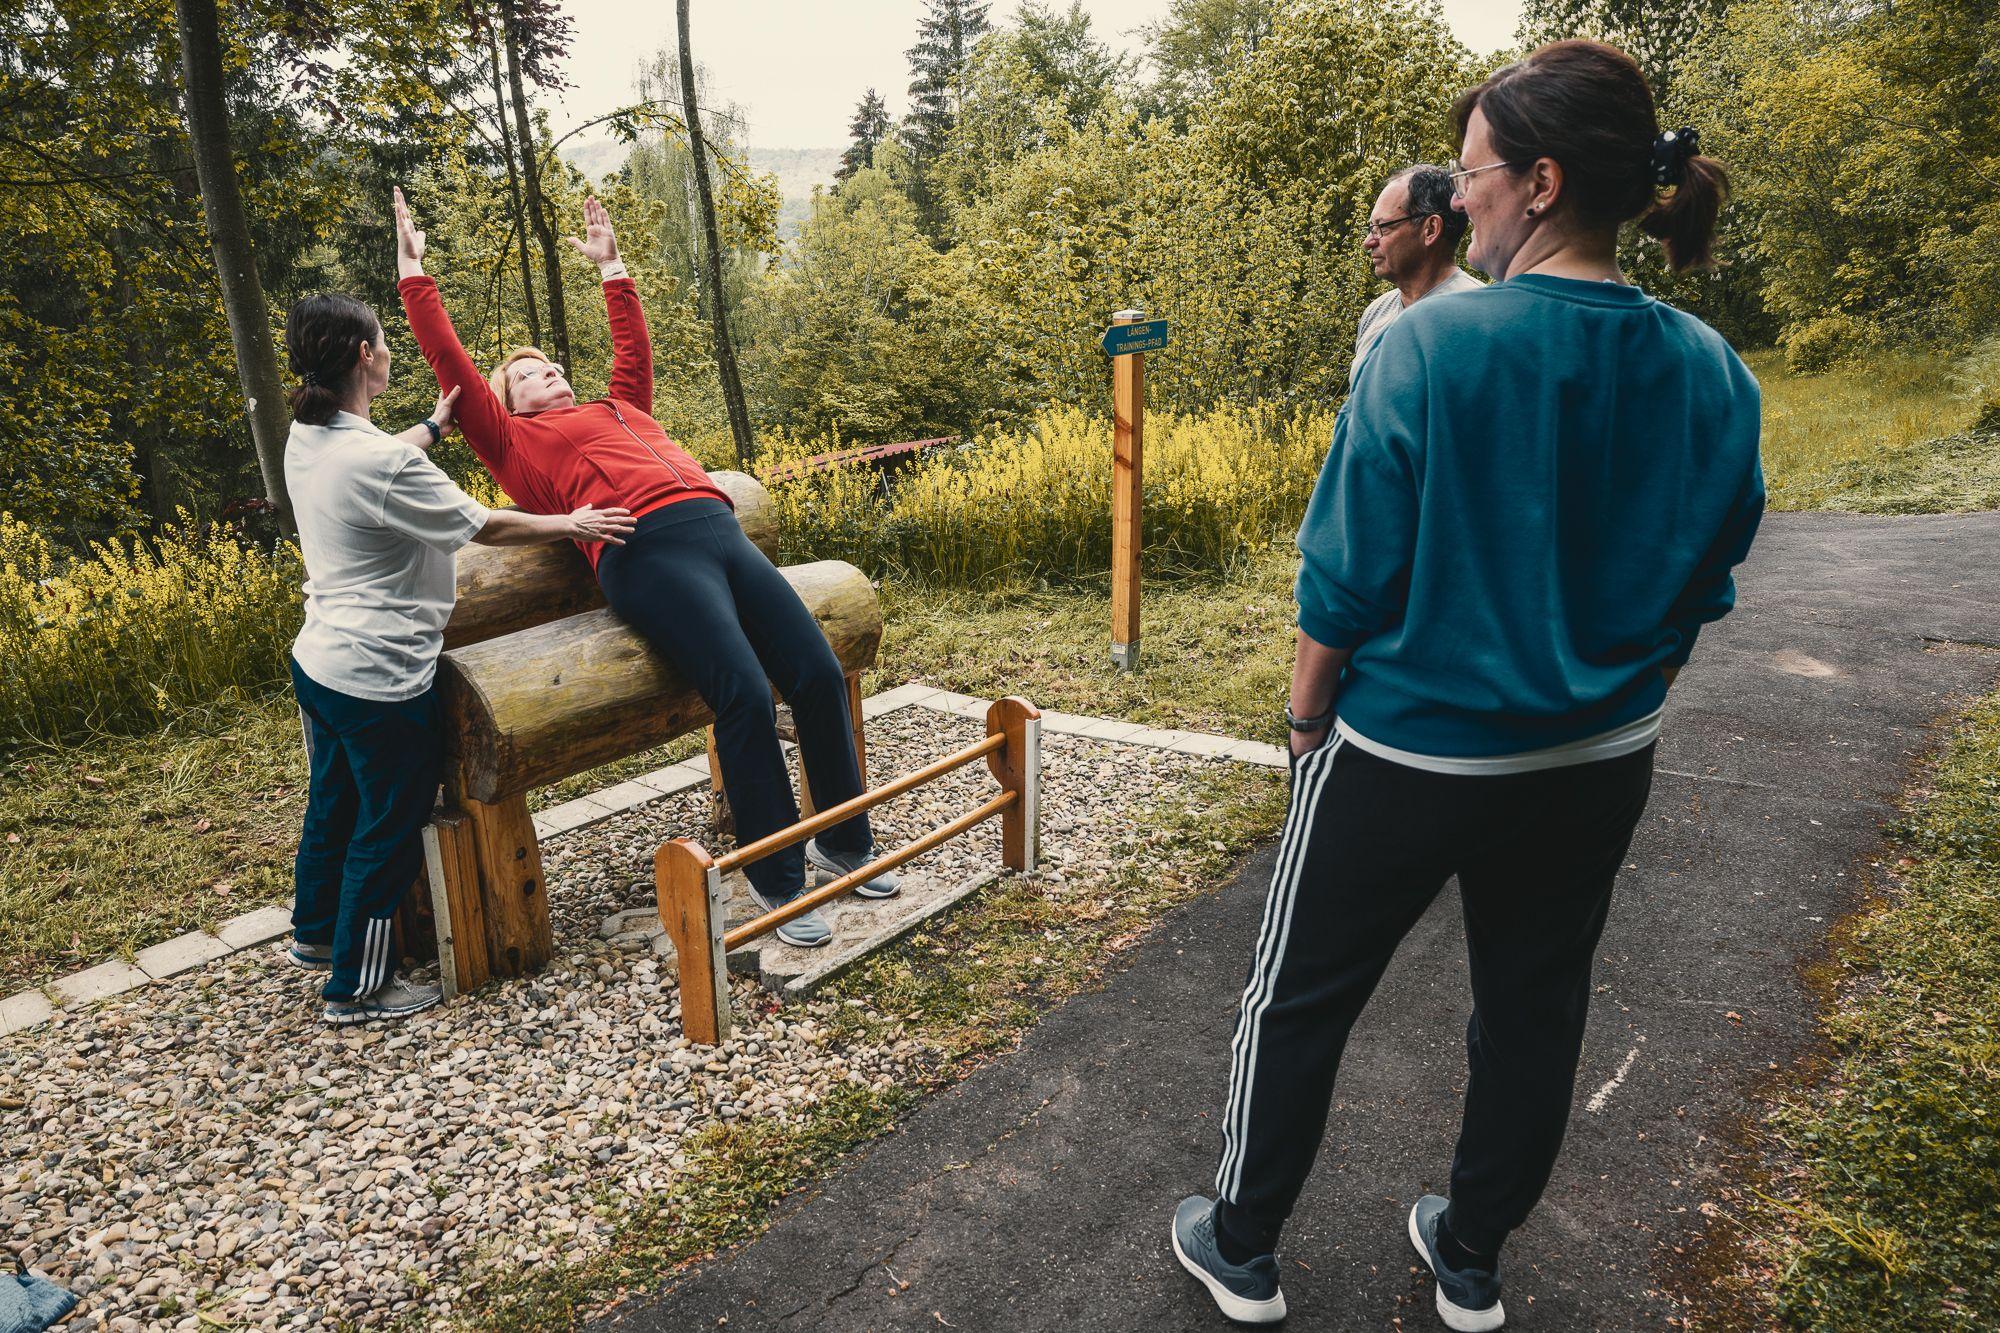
[133,931,230,980]
[48,959,150,1008]
[591,781,662,814]
[634,766,707,797]
[645,865,1005,998]
[214,905,294,950]
[0,989,54,1038]
[537,797,615,837]
[1123,727,1197,750]
[1225,740,1290,767]
[1033,711,1096,735]
[1077,718,1147,741]
[1164,731,1241,758]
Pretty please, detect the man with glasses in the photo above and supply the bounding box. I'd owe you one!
[1352,165,1484,386]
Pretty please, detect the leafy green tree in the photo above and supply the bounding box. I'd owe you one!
[836,89,892,185]
[744,180,985,441]
[937,1,1133,221]
[1516,0,1729,91]
[902,0,993,235]
[1139,0,1277,125]
[1676,0,2000,356]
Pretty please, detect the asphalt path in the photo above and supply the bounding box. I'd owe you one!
[598,513,2000,1333]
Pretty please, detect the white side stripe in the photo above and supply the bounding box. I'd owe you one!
[1217,737,1342,1200]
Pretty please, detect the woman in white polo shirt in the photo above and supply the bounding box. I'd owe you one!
[282,292,635,1025]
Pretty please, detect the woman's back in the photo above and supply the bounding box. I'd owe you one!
[1297,276,1763,760]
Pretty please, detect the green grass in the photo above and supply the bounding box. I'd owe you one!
[1715,689,2000,1329]
[1755,341,2000,510]
[0,699,306,993]
[1768,430,2000,515]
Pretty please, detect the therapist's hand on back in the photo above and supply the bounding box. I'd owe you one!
[566,505,637,546]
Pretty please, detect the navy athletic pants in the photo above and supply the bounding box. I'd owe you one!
[597,498,871,900]
[290,659,442,1001]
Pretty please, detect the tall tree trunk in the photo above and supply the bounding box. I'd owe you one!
[677,0,754,466]
[486,21,541,346]
[501,0,569,366]
[172,0,293,531]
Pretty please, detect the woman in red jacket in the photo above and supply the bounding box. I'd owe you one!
[394,188,890,949]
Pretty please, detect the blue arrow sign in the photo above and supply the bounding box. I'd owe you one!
[1100,319,1169,357]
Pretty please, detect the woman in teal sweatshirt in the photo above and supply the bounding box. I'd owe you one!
[1172,41,1763,1332]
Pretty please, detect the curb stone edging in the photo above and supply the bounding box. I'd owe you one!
[0,687,1283,1040]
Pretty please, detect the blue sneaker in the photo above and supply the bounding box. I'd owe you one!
[805,838,900,899]
[288,939,333,970]
[1407,1195,1505,1331]
[748,885,833,948]
[1171,1195,1286,1324]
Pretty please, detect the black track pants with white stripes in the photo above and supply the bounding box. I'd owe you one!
[290,658,443,1002]
[1213,734,1656,1256]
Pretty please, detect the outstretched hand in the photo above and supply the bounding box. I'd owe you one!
[564,196,619,267]
[393,186,425,276]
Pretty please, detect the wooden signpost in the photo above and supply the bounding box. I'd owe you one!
[1101,310,1168,671]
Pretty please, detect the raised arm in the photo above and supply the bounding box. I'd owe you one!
[566,196,651,415]
[393,187,514,466]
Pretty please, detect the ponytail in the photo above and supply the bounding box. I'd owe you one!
[1639,151,1728,272]
[284,293,381,425]
[1454,41,1730,274]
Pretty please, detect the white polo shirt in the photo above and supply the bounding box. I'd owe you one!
[286,411,488,701]
[1350,268,1486,386]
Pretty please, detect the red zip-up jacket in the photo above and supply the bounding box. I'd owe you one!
[399,273,730,570]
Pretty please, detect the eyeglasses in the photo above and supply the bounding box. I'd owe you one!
[1446,158,1524,191]
[1364,213,1426,240]
[513,361,566,384]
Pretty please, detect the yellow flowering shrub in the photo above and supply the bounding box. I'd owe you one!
[763,402,1333,585]
[0,512,303,746]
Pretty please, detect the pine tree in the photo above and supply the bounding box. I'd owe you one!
[903,0,991,164]
[836,88,891,184]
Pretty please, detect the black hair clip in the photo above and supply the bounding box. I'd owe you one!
[1652,127,1700,188]
[300,370,320,387]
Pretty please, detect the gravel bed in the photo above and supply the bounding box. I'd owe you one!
[0,706,1229,1329]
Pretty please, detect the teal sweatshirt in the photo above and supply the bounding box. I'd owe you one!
[1297,274,1764,757]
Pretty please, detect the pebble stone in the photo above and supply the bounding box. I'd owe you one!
[0,707,1237,1328]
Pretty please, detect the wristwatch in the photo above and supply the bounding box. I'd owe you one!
[1284,703,1333,733]
[421,418,441,446]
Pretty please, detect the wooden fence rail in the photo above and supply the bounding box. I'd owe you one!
[656,696,1041,1044]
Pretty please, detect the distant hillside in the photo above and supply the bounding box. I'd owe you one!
[559,139,841,245]
[751,147,841,242]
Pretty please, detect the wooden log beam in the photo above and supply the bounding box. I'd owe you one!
[442,470,778,651]
[439,560,882,805]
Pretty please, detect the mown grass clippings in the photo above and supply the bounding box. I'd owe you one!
[1773,430,2000,516]
[1753,340,1999,511]
[1699,689,2000,1330]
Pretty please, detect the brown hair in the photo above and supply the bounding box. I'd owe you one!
[1451,40,1727,271]
[285,294,381,425]
[489,346,551,412]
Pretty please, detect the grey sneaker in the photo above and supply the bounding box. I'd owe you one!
[1171,1195,1286,1324]
[748,886,833,948]
[288,939,333,970]
[323,977,442,1026]
[1408,1195,1504,1331]
[805,838,900,899]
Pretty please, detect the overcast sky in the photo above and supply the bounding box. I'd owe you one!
[543,0,1525,149]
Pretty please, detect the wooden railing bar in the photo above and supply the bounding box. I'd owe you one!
[714,732,1007,874]
[722,789,1019,950]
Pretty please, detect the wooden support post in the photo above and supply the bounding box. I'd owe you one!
[847,671,868,788]
[985,696,1042,873]
[1109,309,1145,671]
[462,793,550,978]
[656,838,731,1045]
[705,725,733,840]
[424,809,489,999]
